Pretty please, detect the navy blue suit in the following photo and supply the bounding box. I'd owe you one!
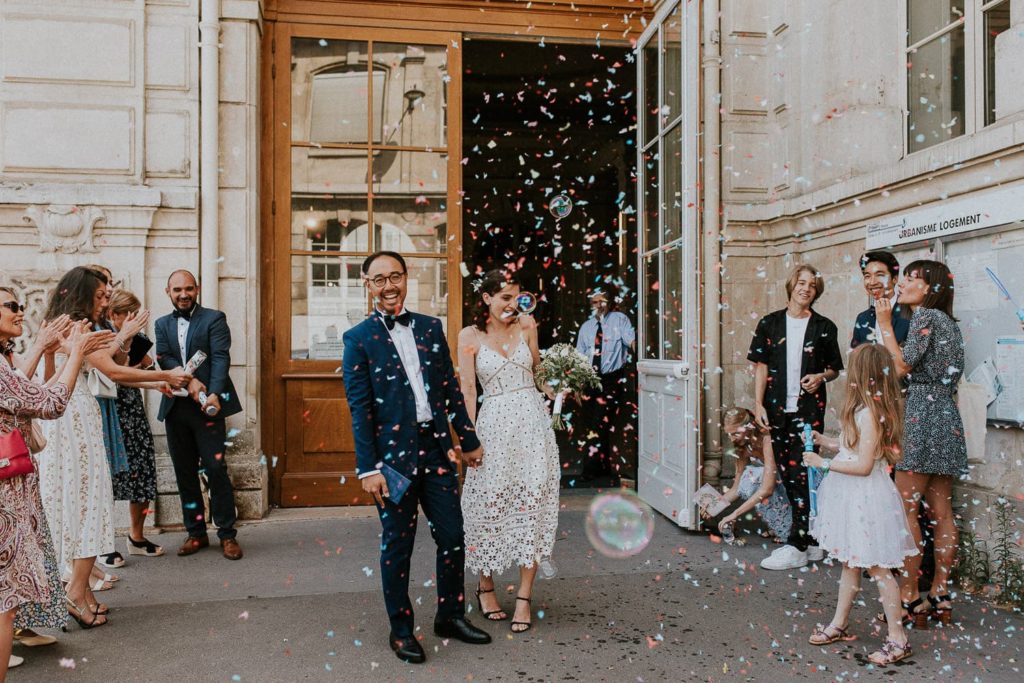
[342,311,479,637]
[155,305,240,540]
[850,304,911,348]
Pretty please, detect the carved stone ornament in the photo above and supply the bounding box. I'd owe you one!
[23,204,104,254]
[0,271,62,356]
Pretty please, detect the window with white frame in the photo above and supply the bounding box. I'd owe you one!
[906,0,1011,154]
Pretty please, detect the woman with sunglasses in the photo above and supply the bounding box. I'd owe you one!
[35,267,190,630]
[0,287,113,679]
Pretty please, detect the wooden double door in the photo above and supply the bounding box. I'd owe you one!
[263,22,463,506]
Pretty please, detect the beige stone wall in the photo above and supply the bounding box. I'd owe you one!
[718,0,1024,539]
[0,0,267,527]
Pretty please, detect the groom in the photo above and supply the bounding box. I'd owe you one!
[342,250,490,663]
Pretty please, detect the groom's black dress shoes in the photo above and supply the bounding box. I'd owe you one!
[433,616,492,644]
[389,634,426,664]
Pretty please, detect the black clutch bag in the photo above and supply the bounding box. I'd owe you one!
[128,333,154,367]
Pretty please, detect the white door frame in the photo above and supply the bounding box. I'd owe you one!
[635,0,702,529]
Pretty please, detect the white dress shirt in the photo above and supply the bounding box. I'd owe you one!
[177,315,190,363]
[358,309,432,481]
[382,309,432,423]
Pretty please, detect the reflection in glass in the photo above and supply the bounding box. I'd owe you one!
[661,123,683,243]
[371,151,447,253]
[643,149,660,253]
[984,1,1011,126]
[404,257,448,333]
[643,42,659,145]
[661,4,682,128]
[374,43,449,149]
[290,196,369,252]
[291,38,384,144]
[644,252,660,359]
[291,147,367,197]
[907,28,965,153]
[290,255,367,359]
[662,245,683,361]
[907,0,965,45]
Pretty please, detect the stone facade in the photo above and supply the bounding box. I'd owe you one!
[717,0,1024,541]
[0,0,267,527]
[1,0,1021,541]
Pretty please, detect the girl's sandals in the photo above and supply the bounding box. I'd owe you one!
[66,599,108,630]
[808,623,856,645]
[868,639,912,666]
[475,586,507,621]
[511,596,532,633]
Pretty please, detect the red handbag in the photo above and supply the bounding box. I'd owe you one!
[0,428,34,480]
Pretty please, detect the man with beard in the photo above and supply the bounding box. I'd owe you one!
[155,270,243,560]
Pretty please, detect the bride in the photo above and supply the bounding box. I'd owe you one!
[457,269,561,634]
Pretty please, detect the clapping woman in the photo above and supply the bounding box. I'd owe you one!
[1,286,113,679]
[36,268,190,628]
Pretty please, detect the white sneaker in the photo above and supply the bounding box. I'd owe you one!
[760,544,808,570]
[9,654,24,668]
[807,546,825,561]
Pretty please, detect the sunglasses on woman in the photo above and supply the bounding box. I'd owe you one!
[1,302,25,314]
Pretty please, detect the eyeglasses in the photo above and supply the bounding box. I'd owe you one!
[365,271,406,288]
[1,302,25,314]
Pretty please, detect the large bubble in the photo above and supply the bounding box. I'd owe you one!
[549,193,573,219]
[585,492,655,558]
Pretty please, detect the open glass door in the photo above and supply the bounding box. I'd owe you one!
[635,1,701,528]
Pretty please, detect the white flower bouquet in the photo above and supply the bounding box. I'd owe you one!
[534,343,602,430]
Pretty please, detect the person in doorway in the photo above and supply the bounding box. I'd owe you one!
[574,284,635,483]
[457,269,561,634]
[876,260,966,626]
[155,270,244,561]
[342,251,490,664]
[747,264,844,571]
[850,251,910,349]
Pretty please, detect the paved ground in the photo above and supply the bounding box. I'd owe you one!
[10,491,1024,682]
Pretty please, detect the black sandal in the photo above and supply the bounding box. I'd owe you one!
[126,536,165,557]
[511,596,532,633]
[475,587,507,621]
[927,593,953,625]
[66,599,107,630]
[876,598,923,626]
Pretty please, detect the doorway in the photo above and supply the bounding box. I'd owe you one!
[461,39,639,485]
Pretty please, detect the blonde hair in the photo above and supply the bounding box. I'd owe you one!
[107,289,141,316]
[840,344,904,465]
[723,406,755,431]
[784,264,825,304]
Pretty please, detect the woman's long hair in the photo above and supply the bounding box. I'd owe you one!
[44,266,107,323]
[904,259,955,319]
[839,344,904,465]
[472,269,520,332]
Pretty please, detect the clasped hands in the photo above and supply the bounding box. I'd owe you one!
[361,444,484,507]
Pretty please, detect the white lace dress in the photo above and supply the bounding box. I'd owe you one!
[462,334,561,576]
[36,357,115,576]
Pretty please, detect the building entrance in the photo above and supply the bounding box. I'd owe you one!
[461,39,639,484]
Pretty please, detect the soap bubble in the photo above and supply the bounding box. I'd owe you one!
[516,291,538,314]
[585,492,655,558]
[549,193,573,219]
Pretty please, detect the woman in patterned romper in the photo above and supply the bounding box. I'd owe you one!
[876,259,966,626]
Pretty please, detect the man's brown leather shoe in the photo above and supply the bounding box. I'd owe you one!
[177,535,209,556]
[221,538,243,560]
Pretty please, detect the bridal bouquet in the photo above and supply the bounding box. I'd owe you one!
[535,343,602,430]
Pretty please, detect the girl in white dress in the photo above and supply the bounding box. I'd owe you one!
[457,269,561,634]
[803,343,918,666]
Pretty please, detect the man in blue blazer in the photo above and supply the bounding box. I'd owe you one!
[155,270,244,560]
[342,251,490,664]
[851,251,911,348]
